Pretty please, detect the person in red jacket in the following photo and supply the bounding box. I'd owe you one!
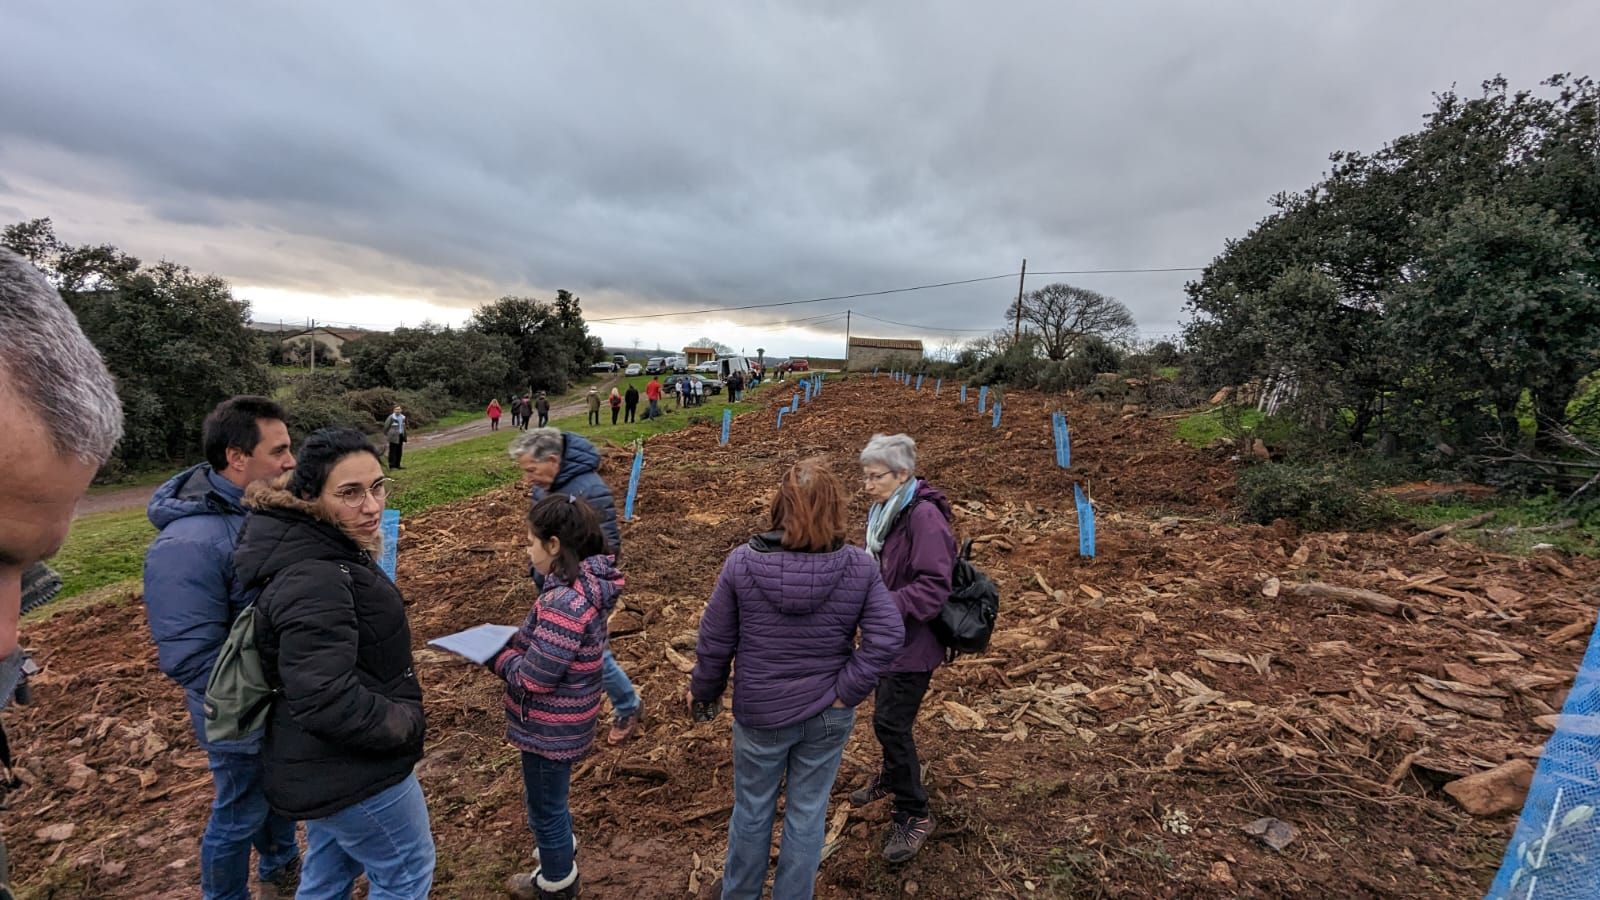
[644,378,663,420]
[488,399,502,432]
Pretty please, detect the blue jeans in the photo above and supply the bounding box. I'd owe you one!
[202,750,299,900]
[297,774,435,900]
[521,752,575,882]
[723,707,855,900]
[602,649,640,718]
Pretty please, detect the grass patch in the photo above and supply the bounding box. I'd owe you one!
[48,508,154,601]
[1173,406,1294,448]
[1391,492,1600,557]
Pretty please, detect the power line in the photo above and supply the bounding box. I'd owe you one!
[850,311,993,334]
[1029,266,1203,275]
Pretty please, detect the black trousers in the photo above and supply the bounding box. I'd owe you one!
[388,441,403,469]
[625,404,637,423]
[588,410,600,426]
[537,412,549,427]
[873,670,933,821]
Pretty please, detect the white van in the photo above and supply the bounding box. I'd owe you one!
[717,356,752,382]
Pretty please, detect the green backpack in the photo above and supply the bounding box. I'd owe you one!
[202,604,278,744]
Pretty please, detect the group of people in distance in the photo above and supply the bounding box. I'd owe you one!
[487,366,765,436]
[490,395,554,433]
[0,248,954,900]
[136,384,951,899]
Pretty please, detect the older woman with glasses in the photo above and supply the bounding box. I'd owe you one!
[850,433,957,865]
[235,427,435,899]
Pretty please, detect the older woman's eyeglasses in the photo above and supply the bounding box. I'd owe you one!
[332,478,394,509]
[862,470,895,484]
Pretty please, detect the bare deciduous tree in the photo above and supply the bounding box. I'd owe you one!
[1010,282,1136,360]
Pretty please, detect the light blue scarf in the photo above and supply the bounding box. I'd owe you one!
[866,477,919,558]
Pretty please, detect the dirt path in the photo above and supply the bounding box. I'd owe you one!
[73,376,624,519]
[16,378,1591,897]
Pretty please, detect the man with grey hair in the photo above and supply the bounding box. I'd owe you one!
[0,247,124,899]
[508,428,644,743]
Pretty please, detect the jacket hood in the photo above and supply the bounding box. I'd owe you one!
[909,480,953,523]
[148,463,244,530]
[740,536,854,616]
[234,474,374,588]
[551,433,602,491]
[549,554,624,616]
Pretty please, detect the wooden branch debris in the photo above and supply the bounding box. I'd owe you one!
[1285,582,1422,618]
[1407,512,1496,546]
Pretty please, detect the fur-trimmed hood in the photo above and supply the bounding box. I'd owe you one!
[236,473,382,590]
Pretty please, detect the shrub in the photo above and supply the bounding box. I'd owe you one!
[1236,462,1392,531]
[283,398,375,441]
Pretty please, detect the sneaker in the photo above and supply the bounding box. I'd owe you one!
[849,776,889,808]
[607,711,641,745]
[882,814,936,864]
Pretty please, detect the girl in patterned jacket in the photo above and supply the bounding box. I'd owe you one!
[489,494,624,900]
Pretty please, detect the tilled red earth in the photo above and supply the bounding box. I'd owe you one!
[8,377,1597,898]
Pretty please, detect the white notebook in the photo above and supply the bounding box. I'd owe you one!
[427,624,519,665]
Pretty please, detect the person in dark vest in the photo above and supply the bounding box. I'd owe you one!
[623,385,640,423]
[383,405,407,469]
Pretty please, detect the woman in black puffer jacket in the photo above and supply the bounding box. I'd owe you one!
[235,427,434,899]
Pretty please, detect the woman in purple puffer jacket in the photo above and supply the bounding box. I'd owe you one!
[851,432,958,865]
[689,458,903,900]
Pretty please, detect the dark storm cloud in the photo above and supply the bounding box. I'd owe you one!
[0,0,1594,341]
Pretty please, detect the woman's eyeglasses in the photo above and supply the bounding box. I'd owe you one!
[332,478,394,508]
[862,471,895,484]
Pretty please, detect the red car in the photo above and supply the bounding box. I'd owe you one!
[783,358,810,372]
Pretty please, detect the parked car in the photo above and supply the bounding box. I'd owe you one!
[612,354,629,368]
[694,361,720,374]
[590,361,617,373]
[788,358,810,372]
[624,363,643,376]
[667,355,689,373]
[665,374,722,395]
[646,357,666,374]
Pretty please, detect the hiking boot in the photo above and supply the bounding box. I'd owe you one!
[507,866,581,899]
[607,711,641,745]
[882,815,936,864]
[849,775,889,808]
[256,857,301,899]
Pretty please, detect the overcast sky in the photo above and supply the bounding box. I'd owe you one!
[2,2,1594,357]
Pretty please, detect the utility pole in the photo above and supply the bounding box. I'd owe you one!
[309,317,316,374]
[845,309,852,367]
[1014,259,1027,346]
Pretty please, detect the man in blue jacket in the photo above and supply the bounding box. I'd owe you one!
[143,397,300,900]
[509,428,644,744]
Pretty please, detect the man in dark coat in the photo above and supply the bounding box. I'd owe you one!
[509,429,643,744]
